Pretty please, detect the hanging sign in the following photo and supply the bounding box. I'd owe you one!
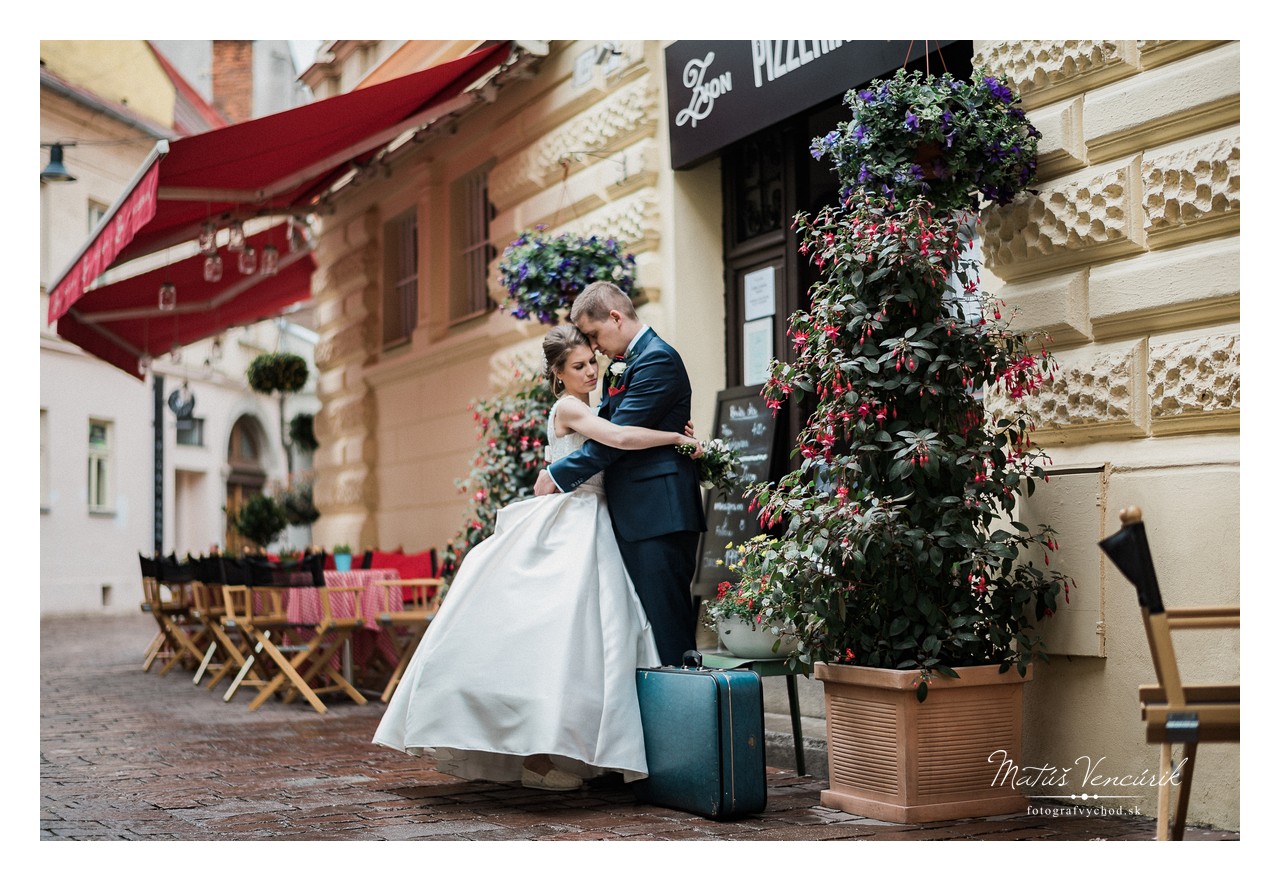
[663,40,956,169]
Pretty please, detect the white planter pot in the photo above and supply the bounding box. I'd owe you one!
[716,615,799,659]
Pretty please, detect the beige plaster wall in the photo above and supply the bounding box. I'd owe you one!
[310,40,727,557]
[974,39,1240,830]
[41,41,176,131]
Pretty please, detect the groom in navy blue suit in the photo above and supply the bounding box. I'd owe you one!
[534,282,706,666]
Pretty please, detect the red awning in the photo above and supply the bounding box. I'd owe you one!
[47,42,512,376]
[55,226,317,377]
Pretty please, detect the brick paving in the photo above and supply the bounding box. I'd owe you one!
[40,613,1239,844]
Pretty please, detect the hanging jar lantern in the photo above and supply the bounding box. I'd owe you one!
[260,243,279,276]
[227,220,246,253]
[158,282,177,311]
[238,244,258,275]
[198,220,218,254]
[203,251,224,282]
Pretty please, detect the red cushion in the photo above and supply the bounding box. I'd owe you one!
[397,551,435,579]
[395,549,439,600]
[369,549,405,572]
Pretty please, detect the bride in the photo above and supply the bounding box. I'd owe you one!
[372,324,701,791]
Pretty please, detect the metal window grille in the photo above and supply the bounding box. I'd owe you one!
[452,168,493,323]
[384,210,419,348]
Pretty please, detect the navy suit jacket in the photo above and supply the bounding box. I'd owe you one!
[548,328,706,543]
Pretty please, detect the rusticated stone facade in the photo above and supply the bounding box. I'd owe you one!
[974,40,1239,831]
[310,209,381,549]
[1147,331,1241,430]
[1142,137,1240,248]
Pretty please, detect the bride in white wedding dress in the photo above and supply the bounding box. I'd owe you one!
[372,325,701,791]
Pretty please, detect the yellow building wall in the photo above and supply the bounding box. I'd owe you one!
[310,40,725,557]
[975,39,1240,830]
[40,41,176,131]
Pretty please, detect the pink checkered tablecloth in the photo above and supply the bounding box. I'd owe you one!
[282,569,404,671]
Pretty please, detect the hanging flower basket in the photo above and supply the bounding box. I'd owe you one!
[810,66,1041,211]
[497,227,638,324]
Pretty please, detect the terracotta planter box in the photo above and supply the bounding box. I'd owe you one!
[816,662,1032,823]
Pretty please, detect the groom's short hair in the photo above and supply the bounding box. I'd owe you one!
[571,281,637,322]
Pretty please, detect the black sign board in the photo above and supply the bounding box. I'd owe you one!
[692,384,787,598]
[664,40,958,170]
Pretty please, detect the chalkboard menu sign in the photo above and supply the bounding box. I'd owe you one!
[692,384,786,598]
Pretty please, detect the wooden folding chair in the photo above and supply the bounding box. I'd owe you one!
[220,581,290,705]
[374,578,443,702]
[140,554,204,676]
[188,556,253,690]
[138,554,167,670]
[1099,506,1240,840]
[222,576,368,714]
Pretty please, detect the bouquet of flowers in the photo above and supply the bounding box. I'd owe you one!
[676,437,741,493]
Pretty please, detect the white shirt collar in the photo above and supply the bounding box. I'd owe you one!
[626,324,651,359]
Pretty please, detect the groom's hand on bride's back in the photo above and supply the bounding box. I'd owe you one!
[534,469,562,496]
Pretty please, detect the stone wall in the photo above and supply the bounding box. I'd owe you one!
[974,40,1239,830]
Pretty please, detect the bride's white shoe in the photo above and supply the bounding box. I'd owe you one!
[521,766,584,791]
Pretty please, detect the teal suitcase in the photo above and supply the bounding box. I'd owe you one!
[633,652,767,819]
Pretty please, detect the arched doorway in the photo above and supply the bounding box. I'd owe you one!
[225,414,269,553]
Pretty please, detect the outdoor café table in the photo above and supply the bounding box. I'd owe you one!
[282,569,404,687]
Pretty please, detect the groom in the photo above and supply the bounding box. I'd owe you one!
[534,281,706,666]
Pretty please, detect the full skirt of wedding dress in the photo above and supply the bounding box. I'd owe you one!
[372,485,661,782]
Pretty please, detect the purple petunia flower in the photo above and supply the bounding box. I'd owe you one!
[905,112,919,132]
[984,76,1014,103]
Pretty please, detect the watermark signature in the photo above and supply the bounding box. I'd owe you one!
[989,749,1187,803]
[1027,804,1144,819]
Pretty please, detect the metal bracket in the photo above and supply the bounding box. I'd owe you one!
[1165,711,1201,744]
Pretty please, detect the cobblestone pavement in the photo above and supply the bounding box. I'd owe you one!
[40,613,1239,851]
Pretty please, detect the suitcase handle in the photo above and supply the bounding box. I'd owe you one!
[681,650,703,669]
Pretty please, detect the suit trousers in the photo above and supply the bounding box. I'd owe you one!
[612,527,701,667]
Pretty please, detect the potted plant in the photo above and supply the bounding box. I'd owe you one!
[246,352,309,394]
[809,66,1041,213]
[497,227,638,324]
[703,534,798,659]
[234,494,288,553]
[332,543,353,573]
[247,352,310,480]
[289,412,319,453]
[742,68,1071,823]
[275,479,320,526]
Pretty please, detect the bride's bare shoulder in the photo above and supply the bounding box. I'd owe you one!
[551,396,591,435]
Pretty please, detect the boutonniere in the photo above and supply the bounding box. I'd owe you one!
[607,357,627,396]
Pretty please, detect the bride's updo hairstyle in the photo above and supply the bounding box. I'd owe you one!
[543,324,591,397]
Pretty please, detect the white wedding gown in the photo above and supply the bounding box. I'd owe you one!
[372,400,662,782]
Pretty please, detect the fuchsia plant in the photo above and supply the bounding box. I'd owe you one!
[741,68,1071,693]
